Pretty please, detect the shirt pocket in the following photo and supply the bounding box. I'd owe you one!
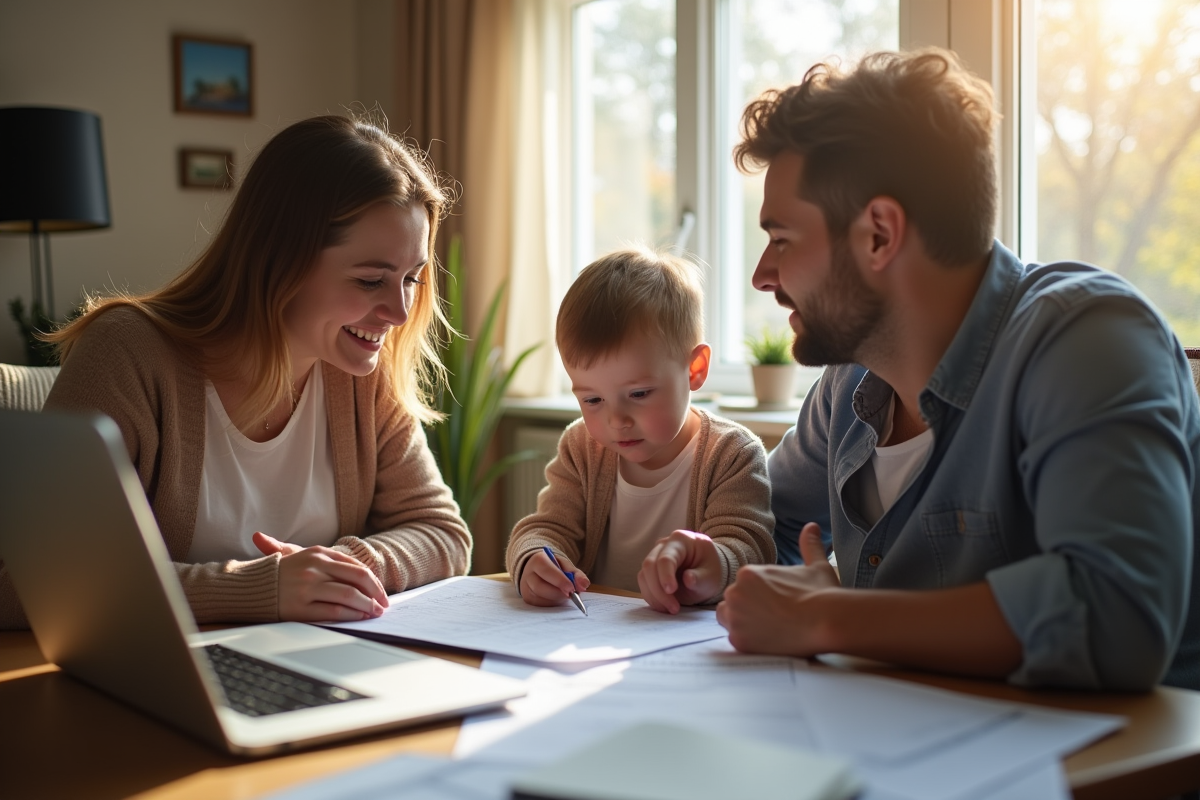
[921,508,1009,585]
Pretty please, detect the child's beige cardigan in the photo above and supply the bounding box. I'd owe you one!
[506,409,775,602]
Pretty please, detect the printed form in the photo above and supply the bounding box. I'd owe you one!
[327,576,726,663]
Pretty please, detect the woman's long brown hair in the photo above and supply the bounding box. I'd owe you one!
[49,114,453,426]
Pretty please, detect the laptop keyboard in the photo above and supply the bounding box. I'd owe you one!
[203,643,368,717]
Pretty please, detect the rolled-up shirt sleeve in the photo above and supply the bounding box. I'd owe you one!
[991,296,1195,690]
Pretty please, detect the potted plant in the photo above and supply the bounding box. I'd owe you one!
[8,298,58,366]
[745,326,797,409]
[426,236,541,528]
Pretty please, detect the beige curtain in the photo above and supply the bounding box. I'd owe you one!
[501,0,568,397]
[393,0,473,275]
[393,0,562,395]
[460,0,516,341]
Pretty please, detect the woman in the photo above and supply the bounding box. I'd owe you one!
[0,115,470,628]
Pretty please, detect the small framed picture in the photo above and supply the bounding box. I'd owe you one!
[173,35,253,116]
[179,148,233,190]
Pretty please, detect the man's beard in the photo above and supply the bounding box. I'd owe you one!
[788,237,885,366]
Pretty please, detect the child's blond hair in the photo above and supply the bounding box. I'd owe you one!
[556,246,704,368]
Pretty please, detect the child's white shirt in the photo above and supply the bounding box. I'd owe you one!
[592,432,700,592]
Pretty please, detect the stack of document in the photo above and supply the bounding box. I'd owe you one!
[273,577,1127,800]
[454,640,1118,800]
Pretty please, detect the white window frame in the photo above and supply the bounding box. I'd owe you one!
[563,0,1018,395]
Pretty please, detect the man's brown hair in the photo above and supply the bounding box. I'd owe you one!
[557,246,704,368]
[734,48,997,266]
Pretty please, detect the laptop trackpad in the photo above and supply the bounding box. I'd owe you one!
[282,643,421,676]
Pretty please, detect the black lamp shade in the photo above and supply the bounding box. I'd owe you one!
[0,106,111,233]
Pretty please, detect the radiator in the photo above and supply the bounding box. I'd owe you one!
[506,425,564,532]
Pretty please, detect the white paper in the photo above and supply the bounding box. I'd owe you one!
[329,576,727,663]
[266,638,1116,800]
[458,640,1019,770]
[454,639,804,759]
[290,577,1125,800]
[791,669,1021,762]
[854,704,1121,800]
[458,639,817,765]
[457,639,1123,800]
[972,759,1070,800]
[454,657,633,758]
[473,688,819,767]
[862,758,1070,800]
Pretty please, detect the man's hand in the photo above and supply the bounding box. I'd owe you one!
[637,530,723,614]
[519,549,591,607]
[253,531,389,622]
[716,522,839,655]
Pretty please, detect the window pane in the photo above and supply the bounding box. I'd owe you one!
[1032,0,1200,344]
[573,0,676,271]
[724,0,899,363]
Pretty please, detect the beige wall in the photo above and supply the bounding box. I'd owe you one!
[0,0,399,363]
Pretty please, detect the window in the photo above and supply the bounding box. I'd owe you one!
[715,1,898,389]
[571,0,901,394]
[566,1,1200,395]
[1022,0,1200,344]
[572,0,677,268]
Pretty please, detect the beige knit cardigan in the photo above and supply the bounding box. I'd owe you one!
[506,410,775,602]
[0,307,471,628]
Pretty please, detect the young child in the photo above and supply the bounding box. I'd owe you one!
[506,247,776,614]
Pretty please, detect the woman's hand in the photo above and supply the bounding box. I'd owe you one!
[253,531,389,622]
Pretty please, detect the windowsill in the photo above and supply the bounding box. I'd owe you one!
[501,394,802,439]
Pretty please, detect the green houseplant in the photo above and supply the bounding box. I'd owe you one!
[744,326,797,409]
[8,298,58,366]
[744,326,792,366]
[427,236,541,527]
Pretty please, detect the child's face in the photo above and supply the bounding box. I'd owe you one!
[566,334,710,471]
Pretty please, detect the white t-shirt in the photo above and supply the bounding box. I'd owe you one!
[188,366,339,563]
[592,433,699,592]
[859,395,935,528]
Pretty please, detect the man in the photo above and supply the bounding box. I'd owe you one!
[713,48,1200,690]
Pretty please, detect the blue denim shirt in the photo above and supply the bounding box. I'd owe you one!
[769,242,1200,690]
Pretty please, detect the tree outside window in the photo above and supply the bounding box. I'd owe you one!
[1035,0,1200,343]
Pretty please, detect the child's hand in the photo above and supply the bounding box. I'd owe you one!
[638,530,721,614]
[519,549,592,607]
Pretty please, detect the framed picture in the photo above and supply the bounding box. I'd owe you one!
[179,148,233,189]
[173,35,253,116]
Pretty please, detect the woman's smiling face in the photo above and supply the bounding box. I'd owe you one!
[283,202,429,378]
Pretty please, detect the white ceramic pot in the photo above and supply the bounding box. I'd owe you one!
[750,364,798,409]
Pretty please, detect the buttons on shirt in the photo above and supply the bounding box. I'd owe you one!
[867,554,882,567]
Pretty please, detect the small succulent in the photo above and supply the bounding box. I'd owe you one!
[744,326,793,365]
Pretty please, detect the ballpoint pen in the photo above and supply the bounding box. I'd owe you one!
[542,546,588,616]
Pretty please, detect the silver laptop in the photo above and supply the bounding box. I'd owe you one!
[0,409,525,756]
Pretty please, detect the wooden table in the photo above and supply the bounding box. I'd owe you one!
[2,618,1199,799]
